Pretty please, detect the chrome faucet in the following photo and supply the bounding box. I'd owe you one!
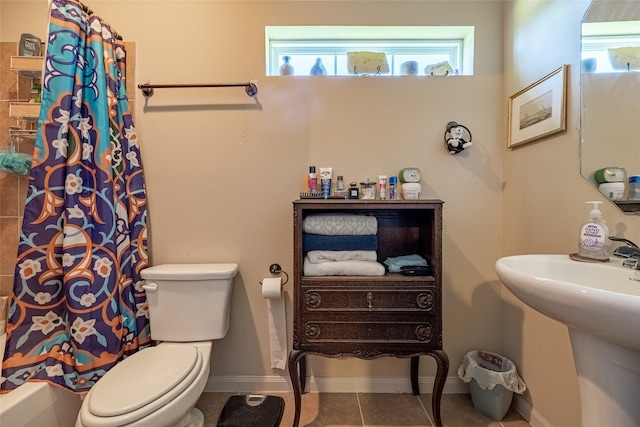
[609,237,640,270]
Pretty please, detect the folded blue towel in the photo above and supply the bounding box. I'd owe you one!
[383,254,428,273]
[303,234,378,251]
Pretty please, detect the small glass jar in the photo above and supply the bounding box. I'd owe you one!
[629,176,640,201]
[360,179,376,200]
[348,182,359,199]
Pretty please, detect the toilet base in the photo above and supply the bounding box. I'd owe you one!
[177,408,205,427]
[217,395,284,427]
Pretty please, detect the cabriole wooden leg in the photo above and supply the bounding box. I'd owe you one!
[427,350,449,427]
[288,350,305,427]
[411,356,420,395]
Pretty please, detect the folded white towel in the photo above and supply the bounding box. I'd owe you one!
[303,256,385,276]
[307,250,378,263]
[303,214,378,235]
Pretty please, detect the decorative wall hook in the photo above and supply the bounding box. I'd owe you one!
[444,121,472,155]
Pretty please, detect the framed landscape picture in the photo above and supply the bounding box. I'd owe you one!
[508,65,568,148]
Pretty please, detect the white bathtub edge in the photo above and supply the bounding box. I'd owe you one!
[1,335,82,427]
[0,381,83,427]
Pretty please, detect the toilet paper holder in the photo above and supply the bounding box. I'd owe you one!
[260,263,289,286]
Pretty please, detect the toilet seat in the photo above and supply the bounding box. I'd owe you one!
[83,345,203,425]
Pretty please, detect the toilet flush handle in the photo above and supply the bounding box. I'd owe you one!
[142,282,158,292]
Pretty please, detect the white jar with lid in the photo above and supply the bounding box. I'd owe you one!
[401,183,422,200]
[598,182,624,201]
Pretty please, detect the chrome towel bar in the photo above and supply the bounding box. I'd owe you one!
[137,82,258,98]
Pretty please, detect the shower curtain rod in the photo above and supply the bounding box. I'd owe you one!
[79,1,93,15]
[79,1,123,40]
[137,82,259,98]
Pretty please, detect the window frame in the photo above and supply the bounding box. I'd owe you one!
[581,21,640,73]
[265,26,475,76]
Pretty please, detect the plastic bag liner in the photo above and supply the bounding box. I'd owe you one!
[458,350,526,393]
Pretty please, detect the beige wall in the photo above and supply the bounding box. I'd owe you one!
[502,1,639,426]
[1,0,504,383]
[1,0,638,426]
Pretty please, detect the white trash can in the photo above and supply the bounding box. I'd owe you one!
[458,350,526,421]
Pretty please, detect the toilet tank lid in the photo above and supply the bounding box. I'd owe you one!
[141,263,238,280]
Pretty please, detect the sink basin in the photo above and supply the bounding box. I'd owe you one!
[496,254,640,427]
[496,254,640,351]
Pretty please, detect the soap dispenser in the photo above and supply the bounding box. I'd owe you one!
[578,201,609,261]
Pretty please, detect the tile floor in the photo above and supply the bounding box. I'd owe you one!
[195,392,532,427]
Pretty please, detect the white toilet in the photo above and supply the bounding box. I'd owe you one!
[76,263,238,427]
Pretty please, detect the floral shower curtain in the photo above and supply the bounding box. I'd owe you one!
[1,0,150,393]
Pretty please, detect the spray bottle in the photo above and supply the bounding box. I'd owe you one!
[307,166,317,194]
[578,201,609,261]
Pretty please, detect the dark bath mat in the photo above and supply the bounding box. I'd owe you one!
[217,394,284,427]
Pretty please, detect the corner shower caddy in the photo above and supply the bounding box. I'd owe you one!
[9,56,43,120]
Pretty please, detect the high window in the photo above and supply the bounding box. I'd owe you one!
[266,26,475,77]
[581,21,640,73]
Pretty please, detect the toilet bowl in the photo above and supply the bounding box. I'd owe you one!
[76,342,211,427]
[76,263,238,427]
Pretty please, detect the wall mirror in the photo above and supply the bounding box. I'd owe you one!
[581,0,640,213]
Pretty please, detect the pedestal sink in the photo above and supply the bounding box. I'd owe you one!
[495,254,640,427]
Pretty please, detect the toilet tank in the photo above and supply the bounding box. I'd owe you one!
[140,263,238,341]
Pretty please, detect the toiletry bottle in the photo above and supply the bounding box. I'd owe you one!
[308,166,317,194]
[578,201,609,261]
[320,167,333,198]
[388,176,398,200]
[29,82,41,103]
[378,175,387,200]
[628,175,640,200]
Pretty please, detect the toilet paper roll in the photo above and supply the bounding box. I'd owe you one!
[262,277,282,299]
[262,277,287,370]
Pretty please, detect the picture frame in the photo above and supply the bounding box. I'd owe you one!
[508,65,568,148]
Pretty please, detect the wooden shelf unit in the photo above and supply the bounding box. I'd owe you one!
[288,199,449,427]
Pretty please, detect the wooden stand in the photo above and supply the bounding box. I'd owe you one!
[289,200,449,427]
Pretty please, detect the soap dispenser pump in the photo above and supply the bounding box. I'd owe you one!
[578,201,609,261]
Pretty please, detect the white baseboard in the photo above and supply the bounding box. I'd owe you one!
[204,375,469,394]
[512,394,555,427]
